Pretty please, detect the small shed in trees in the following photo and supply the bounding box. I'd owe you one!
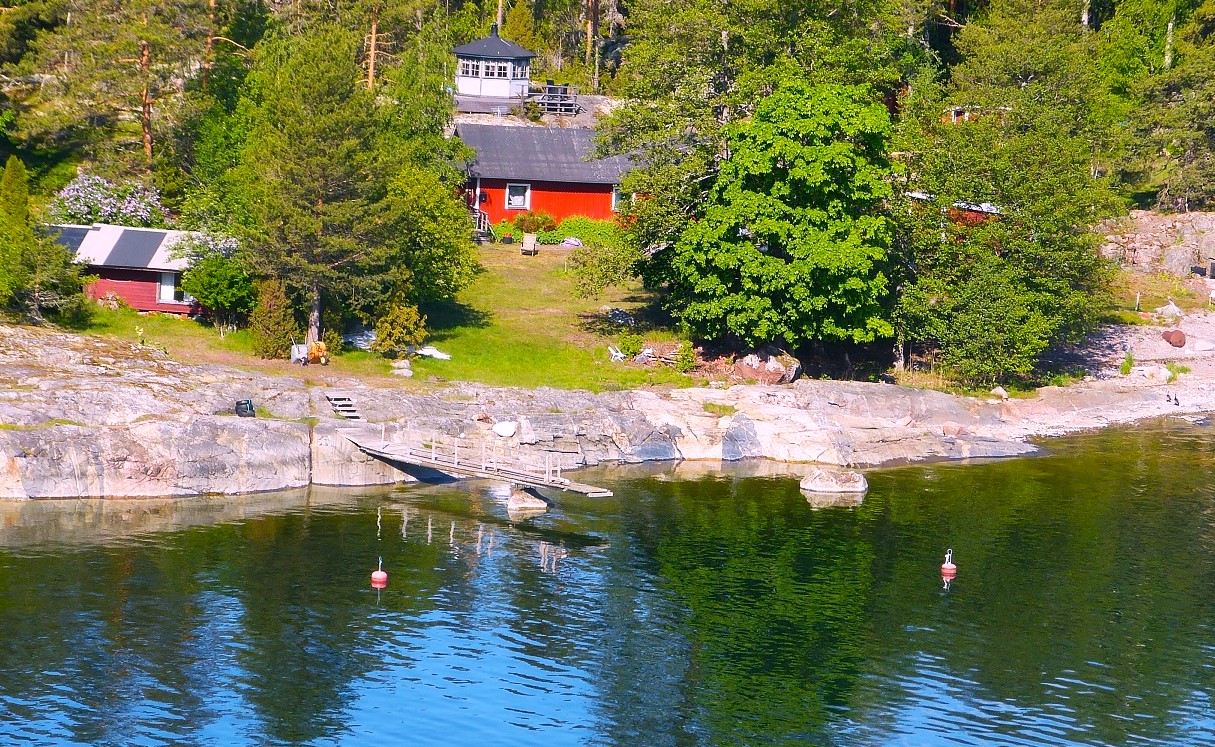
[456,124,632,225]
[453,24,535,100]
[51,223,201,314]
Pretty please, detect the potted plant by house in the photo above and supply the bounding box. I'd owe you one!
[502,233,514,244]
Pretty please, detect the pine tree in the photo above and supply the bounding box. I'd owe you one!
[234,25,472,344]
[248,279,300,359]
[16,0,209,173]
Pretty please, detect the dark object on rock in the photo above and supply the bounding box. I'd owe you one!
[235,399,255,417]
[1162,329,1186,348]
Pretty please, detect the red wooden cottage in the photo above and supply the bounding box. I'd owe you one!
[456,124,631,226]
[52,223,200,314]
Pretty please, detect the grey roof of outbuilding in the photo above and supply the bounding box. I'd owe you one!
[453,26,536,59]
[456,124,631,184]
[49,223,198,271]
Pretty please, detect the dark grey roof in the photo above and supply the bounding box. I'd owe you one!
[50,225,89,254]
[456,124,631,185]
[453,24,536,60]
[107,228,163,268]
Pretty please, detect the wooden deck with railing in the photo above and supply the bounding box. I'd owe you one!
[339,427,613,498]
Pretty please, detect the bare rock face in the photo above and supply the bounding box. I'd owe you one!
[800,467,868,494]
[1100,210,1215,277]
[311,423,411,487]
[0,418,311,498]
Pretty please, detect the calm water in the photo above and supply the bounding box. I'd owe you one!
[2,420,1215,746]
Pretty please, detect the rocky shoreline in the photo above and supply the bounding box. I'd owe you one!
[3,321,1215,499]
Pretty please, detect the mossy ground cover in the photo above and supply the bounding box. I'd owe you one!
[74,244,692,391]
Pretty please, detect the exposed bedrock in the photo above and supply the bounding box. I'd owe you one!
[3,323,1214,498]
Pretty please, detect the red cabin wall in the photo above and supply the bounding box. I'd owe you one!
[86,267,195,315]
[475,178,616,224]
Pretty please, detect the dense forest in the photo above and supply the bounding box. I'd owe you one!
[0,0,1210,383]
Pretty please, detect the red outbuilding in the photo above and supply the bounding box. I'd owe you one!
[52,223,200,315]
[456,124,631,227]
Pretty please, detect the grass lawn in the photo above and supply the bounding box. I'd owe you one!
[414,244,694,390]
[75,243,694,392]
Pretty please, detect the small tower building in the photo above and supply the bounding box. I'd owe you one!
[453,24,536,99]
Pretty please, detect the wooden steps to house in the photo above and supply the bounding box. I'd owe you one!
[325,392,363,420]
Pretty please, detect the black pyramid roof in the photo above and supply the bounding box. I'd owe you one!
[453,24,537,60]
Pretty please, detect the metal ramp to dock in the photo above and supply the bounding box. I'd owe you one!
[326,392,362,420]
[339,426,613,498]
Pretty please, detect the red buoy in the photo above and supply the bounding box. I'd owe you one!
[371,556,388,588]
[941,549,957,578]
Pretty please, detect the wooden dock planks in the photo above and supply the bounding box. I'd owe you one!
[339,427,613,498]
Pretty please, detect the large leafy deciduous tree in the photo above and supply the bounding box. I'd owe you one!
[892,92,1116,384]
[656,81,895,348]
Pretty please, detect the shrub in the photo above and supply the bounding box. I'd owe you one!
[1120,351,1134,376]
[371,303,427,358]
[515,210,557,233]
[617,333,644,358]
[537,216,624,246]
[249,280,299,359]
[673,343,698,373]
[1167,362,1191,382]
[181,254,255,334]
[322,327,345,356]
[49,175,167,227]
[492,218,518,239]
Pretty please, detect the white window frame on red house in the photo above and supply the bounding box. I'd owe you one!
[505,183,531,210]
[158,272,192,304]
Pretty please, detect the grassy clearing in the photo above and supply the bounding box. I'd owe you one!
[1107,269,1207,318]
[73,244,693,392]
[414,244,693,390]
[82,306,404,384]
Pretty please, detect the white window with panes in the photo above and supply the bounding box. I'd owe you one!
[459,59,481,77]
[505,183,531,210]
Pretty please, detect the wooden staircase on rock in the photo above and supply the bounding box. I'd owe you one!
[325,392,363,421]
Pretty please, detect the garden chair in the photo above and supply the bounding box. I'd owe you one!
[521,233,539,255]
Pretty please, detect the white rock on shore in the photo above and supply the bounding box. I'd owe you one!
[800,468,868,494]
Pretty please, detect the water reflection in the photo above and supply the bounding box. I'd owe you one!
[0,422,1214,745]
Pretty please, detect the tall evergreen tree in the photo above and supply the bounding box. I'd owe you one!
[0,155,87,322]
[15,0,209,173]
[234,25,473,343]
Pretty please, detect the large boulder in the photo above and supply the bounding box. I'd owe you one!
[1163,329,1187,348]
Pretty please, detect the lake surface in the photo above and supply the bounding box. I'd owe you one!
[2,420,1215,746]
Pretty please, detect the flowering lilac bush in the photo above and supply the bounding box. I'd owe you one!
[49,175,168,227]
[170,231,241,263]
